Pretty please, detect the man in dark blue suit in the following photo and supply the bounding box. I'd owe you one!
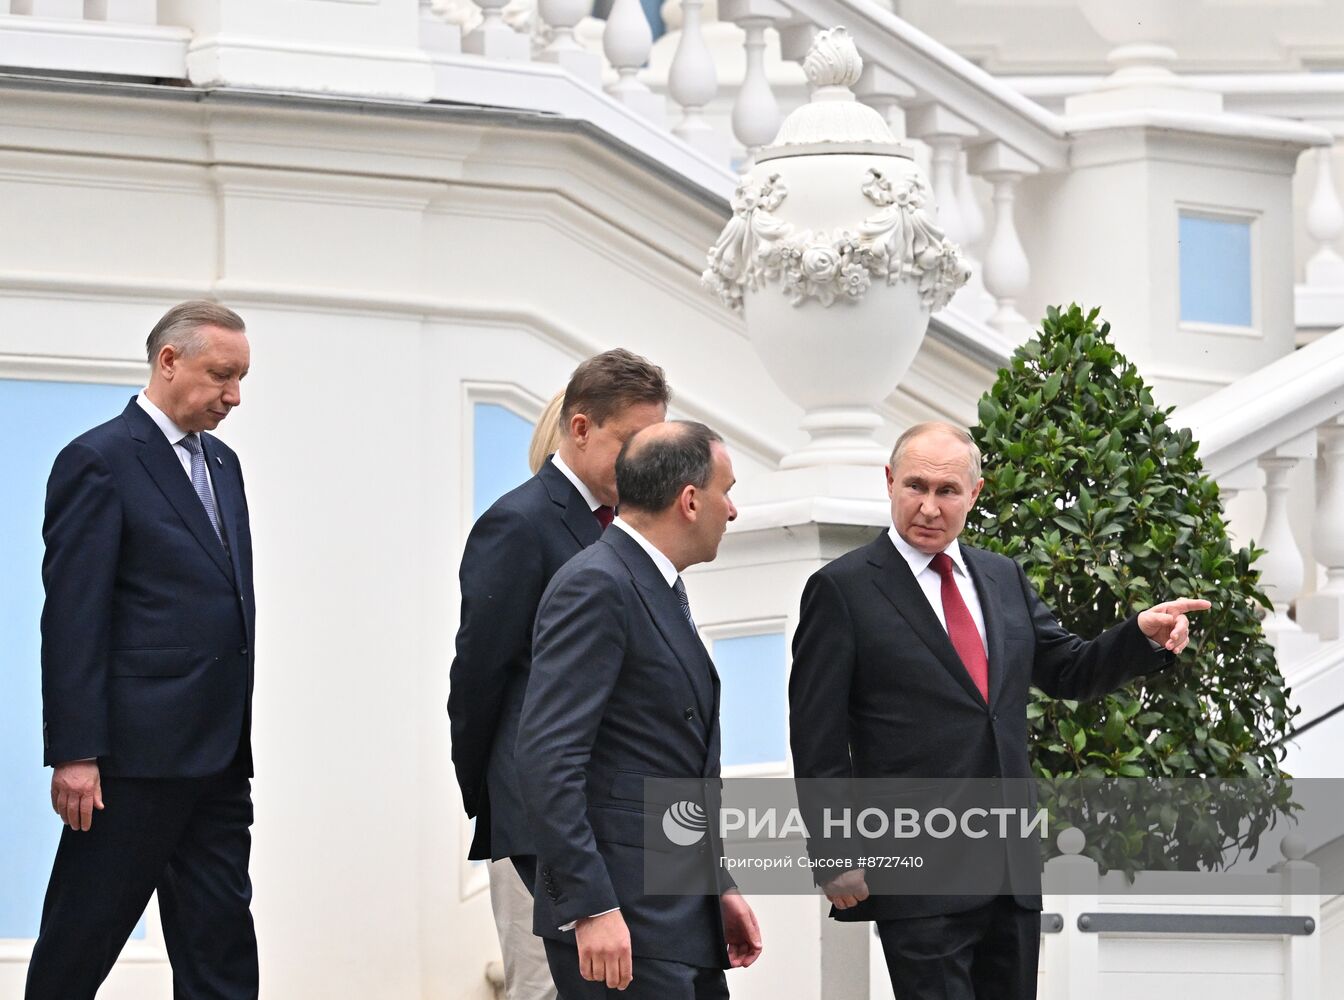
[517,421,763,998]
[26,301,259,1000]
[449,349,670,999]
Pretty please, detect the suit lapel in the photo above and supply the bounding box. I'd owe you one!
[606,531,715,731]
[124,403,235,584]
[962,546,1007,710]
[867,535,986,707]
[540,459,602,548]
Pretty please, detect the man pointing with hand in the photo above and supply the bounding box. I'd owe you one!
[789,421,1209,1000]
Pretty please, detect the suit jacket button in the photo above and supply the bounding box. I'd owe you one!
[684,708,695,721]
[239,646,249,656]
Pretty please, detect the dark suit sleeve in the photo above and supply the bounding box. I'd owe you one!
[447,504,546,817]
[789,570,857,781]
[40,442,122,765]
[1020,561,1174,699]
[516,564,629,925]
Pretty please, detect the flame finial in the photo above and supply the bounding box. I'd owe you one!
[803,27,863,90]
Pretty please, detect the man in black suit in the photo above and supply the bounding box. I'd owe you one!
[27,301,259,999]
[516,421,763,998]
[449,349,670,999]
[789,421,1208,1000]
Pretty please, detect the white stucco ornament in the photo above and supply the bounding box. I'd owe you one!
[701,27,970,469]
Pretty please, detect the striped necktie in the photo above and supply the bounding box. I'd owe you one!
[672,576,696,633]
[179,433,223,545]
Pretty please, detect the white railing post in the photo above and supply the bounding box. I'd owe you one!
[420,0,463,56]
[464,0,531,59]
[11,0,84,15]
[721,0,786,165]
[1256,433,1316,646]
[1298,415,1344,640]
[1041,828,1100,1000]
[669,0,724,160]
[854,64,915,140]
[1278,834,1321,1000]
[83,0,156,22]
[907,105,978,250]
[537,0,601,86]
[969,141,1039,341]
[604,0,666,125]
[1304,140,1344,290]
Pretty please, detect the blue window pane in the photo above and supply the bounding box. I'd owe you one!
[1179,213,1253,327]
[0,379,146,940]
[473,403,534,521]
[714,633,787,767]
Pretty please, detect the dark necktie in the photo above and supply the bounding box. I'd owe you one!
[178,433,223,545]
[930,552,988,702]
[672,576,697,633]
[594,505,615,529]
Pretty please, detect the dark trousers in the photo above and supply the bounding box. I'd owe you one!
[543,939,728,1000]
[876,896,1040,1000]
[25,772,258,1000]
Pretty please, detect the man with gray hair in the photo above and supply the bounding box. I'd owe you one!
[789,421,1209,1000]
[26,300,260,999]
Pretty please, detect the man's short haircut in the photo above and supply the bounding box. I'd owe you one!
[561,349,670,431]
[616,421,723,514]
[146,300,246,364]
[889,421,983,480]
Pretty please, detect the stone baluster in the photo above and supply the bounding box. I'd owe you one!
[667,0,723,160]
[906,106,978,253]
[1304,138,1344,290]
[1255,432,1316,654]
[854,64,915,140]
[537,0,600,86]
[82,0,156,20]
[604,0,666,125]
[464,0,531,59]
[720,0,788,165]
[420,0,463,56]
[1298,416,1344,640]
[11,0,84,15]
[969,141,1038,340]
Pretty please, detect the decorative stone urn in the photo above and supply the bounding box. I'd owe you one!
[702,27,969,469]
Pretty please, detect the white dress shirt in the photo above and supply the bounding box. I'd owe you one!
[136,391,219,509]
[887,527,988,653]
[549,452,600,513]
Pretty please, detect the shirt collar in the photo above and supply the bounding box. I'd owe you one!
[136,390,191,447]
[612,518,679,587]
[887,526,969,579]
[549,452,600,512]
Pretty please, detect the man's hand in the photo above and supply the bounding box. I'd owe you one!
[1138,598,1212,654]
[574,909,632,990]
[720,889,763,968]
[822,867,869,910]
[51,760,103,832]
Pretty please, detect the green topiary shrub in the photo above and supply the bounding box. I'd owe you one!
[965,303,1296,872]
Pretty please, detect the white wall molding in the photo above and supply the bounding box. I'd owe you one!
[0,351,145,384]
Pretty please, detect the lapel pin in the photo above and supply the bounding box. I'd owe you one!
[215,456,222,466]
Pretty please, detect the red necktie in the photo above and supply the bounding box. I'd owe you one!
[930,552,989,702]
[594,505,615,529]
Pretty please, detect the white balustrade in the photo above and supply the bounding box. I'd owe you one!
[1256,433,1315,645]
[968,141,1037,340]
[604,0,666,125]
[464,0,531,60]
[538,0,600,86]
[729,14,783,162]
[82,0,155,21]
[906,104,977,249]
[854,63,915,140]
[1304,141,1344,289]
[11,0,83,16]
[1299,416,1344,640]
[668,0,722,158]
[420,0,463,56]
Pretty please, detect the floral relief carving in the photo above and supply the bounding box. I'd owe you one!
[702,168,971,311]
